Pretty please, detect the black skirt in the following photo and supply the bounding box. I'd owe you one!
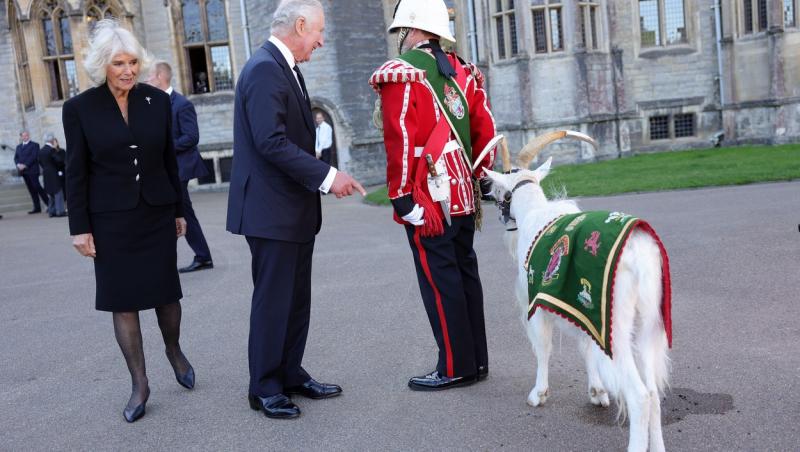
[90,198,183,312]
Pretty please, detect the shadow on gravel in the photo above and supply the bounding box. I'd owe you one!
[577,387,735,427]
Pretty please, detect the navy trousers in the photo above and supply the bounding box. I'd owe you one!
[405,214,488,378]
[23,173,48,211]
[181,181,211,261]
[246,236,313,397]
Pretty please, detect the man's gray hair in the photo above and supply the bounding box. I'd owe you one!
[83,19,152,86]
[152,60,173,82]
[43,132,56,143]
[271,0,323,35]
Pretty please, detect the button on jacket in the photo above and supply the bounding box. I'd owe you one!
[63,82,184,235]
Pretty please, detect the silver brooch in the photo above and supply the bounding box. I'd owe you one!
[145,97,151,105]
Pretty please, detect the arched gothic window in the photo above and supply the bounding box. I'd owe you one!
[10,1,34,109]
[181,0,233,94]
[86,0,121,32]
[39,0,77,101]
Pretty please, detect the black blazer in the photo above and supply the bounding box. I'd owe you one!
[169,90,209,182]
[63,83,183,235]
[14,141,41,176]
[226,40,330,243]
[38,144,65,195]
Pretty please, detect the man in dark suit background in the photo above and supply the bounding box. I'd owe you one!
[147,61,214,273]
[14,130,48,214]
[38,133,67,217]
[227,0,365,420]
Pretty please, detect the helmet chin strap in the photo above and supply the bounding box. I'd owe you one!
[397,27,411,54]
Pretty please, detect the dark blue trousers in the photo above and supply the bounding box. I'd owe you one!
[23,173,48,211]
[181,181,211,261]
[405,215,488,378]
[246,236,313,397]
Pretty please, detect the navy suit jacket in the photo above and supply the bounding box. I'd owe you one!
[63,83,183,235]
[226,40,330,243]
[169,90,209,182]
[15,141,41,175]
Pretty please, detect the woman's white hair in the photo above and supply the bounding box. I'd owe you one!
[83,19,152,86]
[271,0,323,35]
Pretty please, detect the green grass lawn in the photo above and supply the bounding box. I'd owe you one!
[364,144,800,205]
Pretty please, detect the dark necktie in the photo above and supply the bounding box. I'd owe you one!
[292,65,310,103]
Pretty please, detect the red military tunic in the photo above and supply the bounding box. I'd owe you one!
[369,48,497,225]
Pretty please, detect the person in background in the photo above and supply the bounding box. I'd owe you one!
[63,19,195,424]
[38,133,67,217]
[146,60,214,273]
[314,112,333,165]
[14,130,48,214]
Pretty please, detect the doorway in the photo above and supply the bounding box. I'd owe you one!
[311,108,337,168]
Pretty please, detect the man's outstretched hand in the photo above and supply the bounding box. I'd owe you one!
[329,171,367,198]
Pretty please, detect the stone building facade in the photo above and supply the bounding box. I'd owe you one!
[0,0,796,187]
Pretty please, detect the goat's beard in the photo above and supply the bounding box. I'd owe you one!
[397,28,411,54]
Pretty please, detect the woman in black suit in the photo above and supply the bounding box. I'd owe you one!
[63,19,195,423]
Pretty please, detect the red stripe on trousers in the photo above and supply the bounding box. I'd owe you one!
[413,228,454,377]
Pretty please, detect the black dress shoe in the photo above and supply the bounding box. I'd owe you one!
[285,378,342,399]
[408,370,477,391]
[123,395,149,423]
[28,209,41,214]
[175,365,195,389]
[477,365,489,381]
[248,394,301,419]
[179,258,214,273]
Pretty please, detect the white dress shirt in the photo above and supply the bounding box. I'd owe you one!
[268,35,336,193]
[315,121,333,156]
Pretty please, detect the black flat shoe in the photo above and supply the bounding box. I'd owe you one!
[175,365,195,389]
[408,370,477,391]
[27,209,41,214]
[123,393,149,423]
[248,394,301,419]
[285,378,342,399]
[477,365,489,382]
[179,259,214,273]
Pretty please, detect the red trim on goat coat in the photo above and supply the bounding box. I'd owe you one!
[605,219,673,354]
[631,220,673,347]
[413,228,454,377]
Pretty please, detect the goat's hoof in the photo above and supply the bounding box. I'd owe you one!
[589,387,610,407]
[527,387,549,407]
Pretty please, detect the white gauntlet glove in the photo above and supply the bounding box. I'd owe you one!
[401,204,425,226]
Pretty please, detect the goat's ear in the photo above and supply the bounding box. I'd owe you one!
[483,168,507,191]
[533,157,552,182]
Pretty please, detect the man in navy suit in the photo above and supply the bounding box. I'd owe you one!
[147,61,214,273]
[227,0,365,420]
[14,131,48,214]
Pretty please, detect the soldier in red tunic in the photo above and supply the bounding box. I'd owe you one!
[370,0,499,391]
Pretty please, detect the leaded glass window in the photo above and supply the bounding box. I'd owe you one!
[639,0,686,47]
[493,0,518,60]
[531,0,563,54]
[180,0,233,93]
[39,0,77,101]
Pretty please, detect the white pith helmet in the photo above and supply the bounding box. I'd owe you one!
[389,0,456,43]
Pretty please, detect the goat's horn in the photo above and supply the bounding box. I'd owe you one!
[517,130,599,169]
[501,136,511,173]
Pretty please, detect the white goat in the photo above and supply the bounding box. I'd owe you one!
[483,133,671,452]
